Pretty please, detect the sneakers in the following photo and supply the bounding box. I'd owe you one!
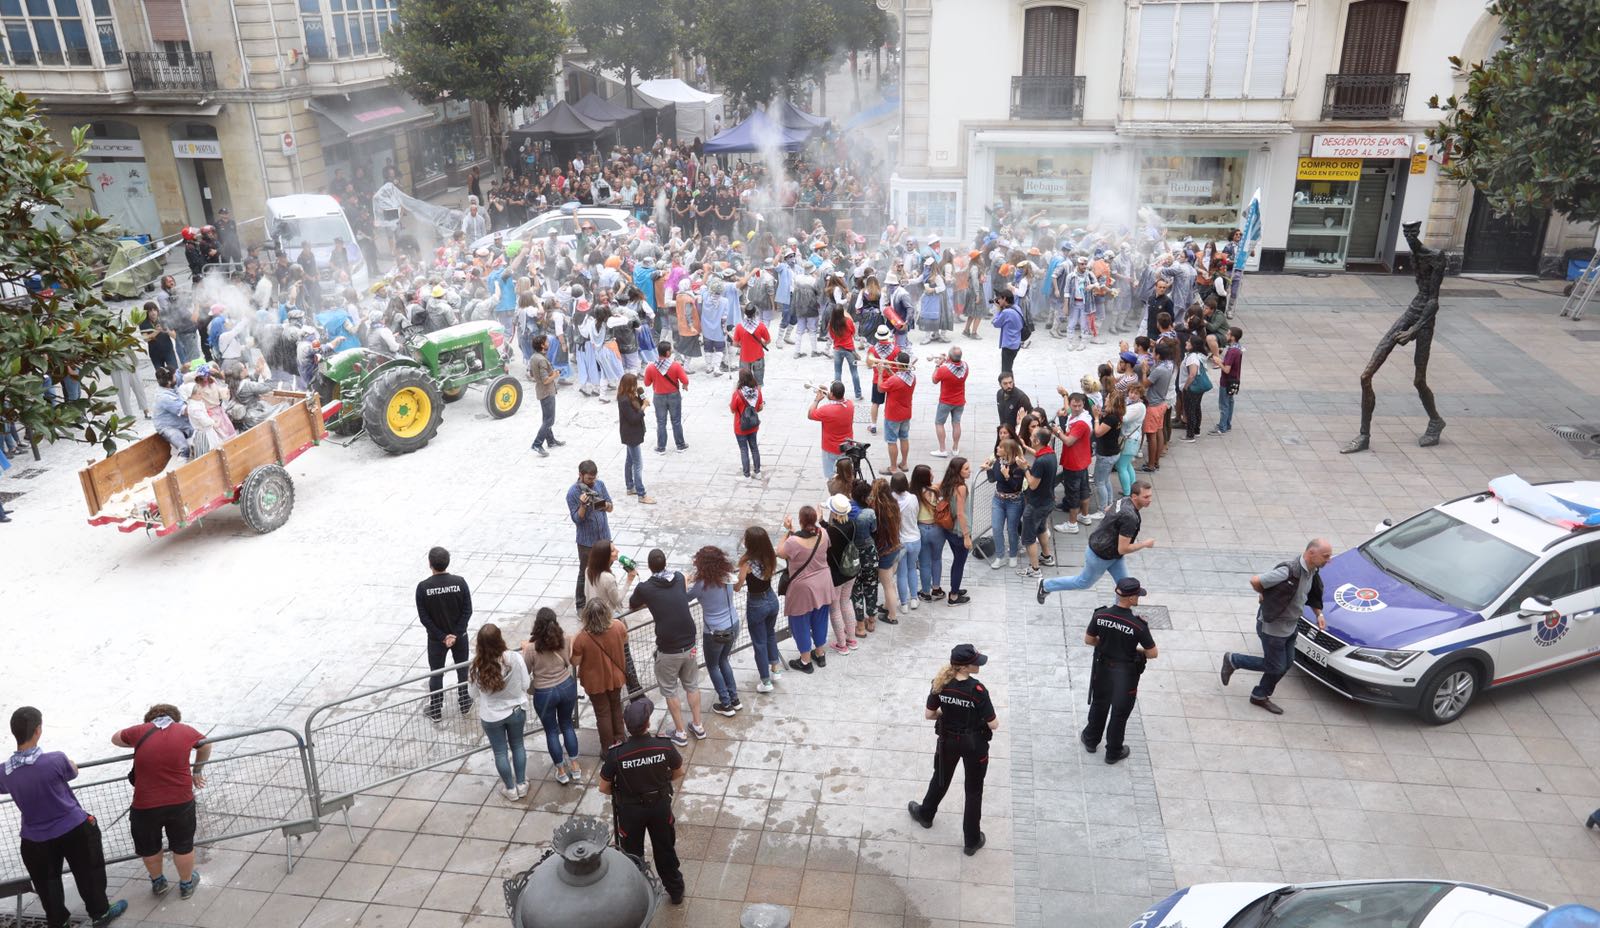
[814,652,827,668]
[1055,521,1080,533]
[531,444,549,457]
[655,447,667,455]
[690,723,708,740]
[1008,556,1018,568]
[178,873,201,900]
[517,780,530,797]
[1077,514,1095,525]
[830,642,849,655]
[788,658,814,674]
[931,589,946,601]
[990,558,1005,570]
[548,438,567,447]
[1085,511,1105,522]
[150,876,170,897]
[713,701,737,717]
[670,730,689,747]
[1036,580,1049,604]
[1208,427,1225,435]
[639,496,657,505]
[930,449,949,458]
[555,765,571,785]
[1180,436,1198,444]
[1039,553,1055,566]
[92,900,128,925]
[500,785,520,803]
[769,664,784,680]
[1018,566,1042,579]
[729,697,742,711]
[757,679,774,693]
[1220,653,1235,686]
[847,639,860,651]
[908,598,920,611]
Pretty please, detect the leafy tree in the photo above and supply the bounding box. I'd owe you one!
[567,0,676,107]
[0,80,141,457]
[388,0,568,167]
[677,0,886,110]
[1427,0,1600,224]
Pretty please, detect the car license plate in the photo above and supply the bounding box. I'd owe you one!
[1300,639,1330,666]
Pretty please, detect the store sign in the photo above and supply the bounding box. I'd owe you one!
[1022,177,1069,197]
[1409,153,1429,175]
[1296,158,1361,182]
[84,138,145,158]
[1168,179,1213,198]
[1311,134,1413,159]
[171,140,223,160]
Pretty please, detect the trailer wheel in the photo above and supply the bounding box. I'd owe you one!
[239,463,295,534]
[363,366,443,454]
[485,374,523,419]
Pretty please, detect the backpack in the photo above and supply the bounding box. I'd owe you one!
[826,520,861,580]
[1013,306,1034,343]
[933,495,955,530]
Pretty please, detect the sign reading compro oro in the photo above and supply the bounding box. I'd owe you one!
[1296,158,1362,182]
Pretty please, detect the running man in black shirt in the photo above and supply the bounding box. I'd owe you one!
[600,698,686,904]
[415,546,473,721]
[908,643,999,856]
[1081,577,1158,764]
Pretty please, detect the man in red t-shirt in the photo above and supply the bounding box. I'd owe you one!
[930,345,968,458]
[1052,392,1095,533]
[880,351,915,474]
[731,306,770,386]
[863,326,899,435]
[111,703,209,899]
[807,381,855,481]
[643,342,690,452]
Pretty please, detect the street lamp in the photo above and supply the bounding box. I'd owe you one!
[503,816,661,928]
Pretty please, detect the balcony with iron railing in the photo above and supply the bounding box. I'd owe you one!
[1010,75,1086,120]
[127,50,218,95]
[1321,73,1409,120]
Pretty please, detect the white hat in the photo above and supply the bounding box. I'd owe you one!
[875,325,893,341]
[827,494,851,516]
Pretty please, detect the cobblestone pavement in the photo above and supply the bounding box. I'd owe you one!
[4,274,1599,927]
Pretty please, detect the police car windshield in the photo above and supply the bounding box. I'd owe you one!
[1257,881,1452,928]
[1360,509,1537,611]
[279,216,351,249]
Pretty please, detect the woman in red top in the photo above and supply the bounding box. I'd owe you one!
[827,305,861,400]
[729,368,764,478]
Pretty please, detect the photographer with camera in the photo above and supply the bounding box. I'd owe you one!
[567,460,615,610]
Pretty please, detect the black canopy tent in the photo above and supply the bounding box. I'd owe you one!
[508,100,617,167]
[571,93,647,147]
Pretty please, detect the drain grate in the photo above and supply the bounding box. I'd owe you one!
[1140,605,1173,630]
[1547,423,1600,459]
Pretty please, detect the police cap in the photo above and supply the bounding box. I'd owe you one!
[623,697,655,733]
[949,644,987,667]
[1116,577,1148,597]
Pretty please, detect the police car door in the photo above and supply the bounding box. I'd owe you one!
[1490,540,1600,687]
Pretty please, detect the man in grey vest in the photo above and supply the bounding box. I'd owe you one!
[1220,539,1333,714]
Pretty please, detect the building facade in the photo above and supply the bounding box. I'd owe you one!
[887,0,1594,275]
[0,0,492,244]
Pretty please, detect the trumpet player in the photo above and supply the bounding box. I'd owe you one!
[930,346,968,459]
[881,350,916,475]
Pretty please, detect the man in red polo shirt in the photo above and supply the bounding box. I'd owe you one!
[643,341,690,453]
[880,350,915,474]
[930,345,968,458]
[731,304,770,386]
[807,380,855,481]
[1053,392,1095,533]
[863,325,898,435]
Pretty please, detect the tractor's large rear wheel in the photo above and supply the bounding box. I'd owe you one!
[362,366,443,454]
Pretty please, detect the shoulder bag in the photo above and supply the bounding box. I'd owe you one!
[776,533,822,596]
[1187,363,1213,395]
[126,725,162,786]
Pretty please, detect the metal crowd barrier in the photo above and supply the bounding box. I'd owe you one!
[302,587,764,820]
[1,726,319,917]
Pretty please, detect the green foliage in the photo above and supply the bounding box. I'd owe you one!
[1427,0,1600,224]
[388,0,568,115]
[0,79,140,457]
[677,0,890,108]
[567,0,676,103]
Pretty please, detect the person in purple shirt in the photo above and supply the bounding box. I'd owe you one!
[1,707,127,926]
[989,287,1024,374]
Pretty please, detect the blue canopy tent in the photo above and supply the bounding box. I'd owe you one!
[702,110,813,154]
[774,99,828,131]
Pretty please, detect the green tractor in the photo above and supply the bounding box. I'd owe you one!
[315,320,523,454]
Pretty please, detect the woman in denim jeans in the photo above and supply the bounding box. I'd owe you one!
[827,305,862,399]
[521,608,581,785]
[736,527,783,693]
[616,373,654,503]
[467,624,531,803]
[892,473,921,610]
[1090,392,1125,512]
[985,440,1026,569]
[867,478,903,625]
[688,545,741,715]
[912,465,945,601]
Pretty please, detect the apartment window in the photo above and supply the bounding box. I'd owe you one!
[1021,5,1077,76]
[1,0,111,66]
[1337,0,1405,74]
[300,0,397,61]
[1133,0,1294,99]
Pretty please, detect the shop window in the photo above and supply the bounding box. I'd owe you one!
[416,118,480,180]
[300,0,395,59]
[1137,150,1247,242]
[0,0,101,65]
[1132,0,1293,99]
[993,147,1093,228]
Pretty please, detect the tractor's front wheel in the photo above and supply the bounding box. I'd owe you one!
[362,366,443,454]
[485,374,523,419]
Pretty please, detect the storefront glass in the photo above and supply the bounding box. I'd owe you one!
[992,147,1094,228]
[415,117,478,182]
[1286,178,1358,269]
[1136,149,1247,243]
[905,190,958,234]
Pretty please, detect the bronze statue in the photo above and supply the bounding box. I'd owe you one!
[1341,221,1447,453]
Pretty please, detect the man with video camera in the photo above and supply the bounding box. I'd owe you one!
[567,460,615,609]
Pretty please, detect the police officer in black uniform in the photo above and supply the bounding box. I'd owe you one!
[907,644,999,856]
[1081,577,1159,764]
[599,698,686,905]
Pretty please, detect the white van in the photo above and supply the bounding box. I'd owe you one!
[266,194,370,292]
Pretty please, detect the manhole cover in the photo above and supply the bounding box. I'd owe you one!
[1140,605,1173,630]
[1547,423,1600,459]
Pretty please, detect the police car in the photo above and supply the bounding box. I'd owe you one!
[1294,476,1600,724]
[1128,880,1548,928]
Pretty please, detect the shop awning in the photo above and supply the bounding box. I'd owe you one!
[309,88,435,140]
